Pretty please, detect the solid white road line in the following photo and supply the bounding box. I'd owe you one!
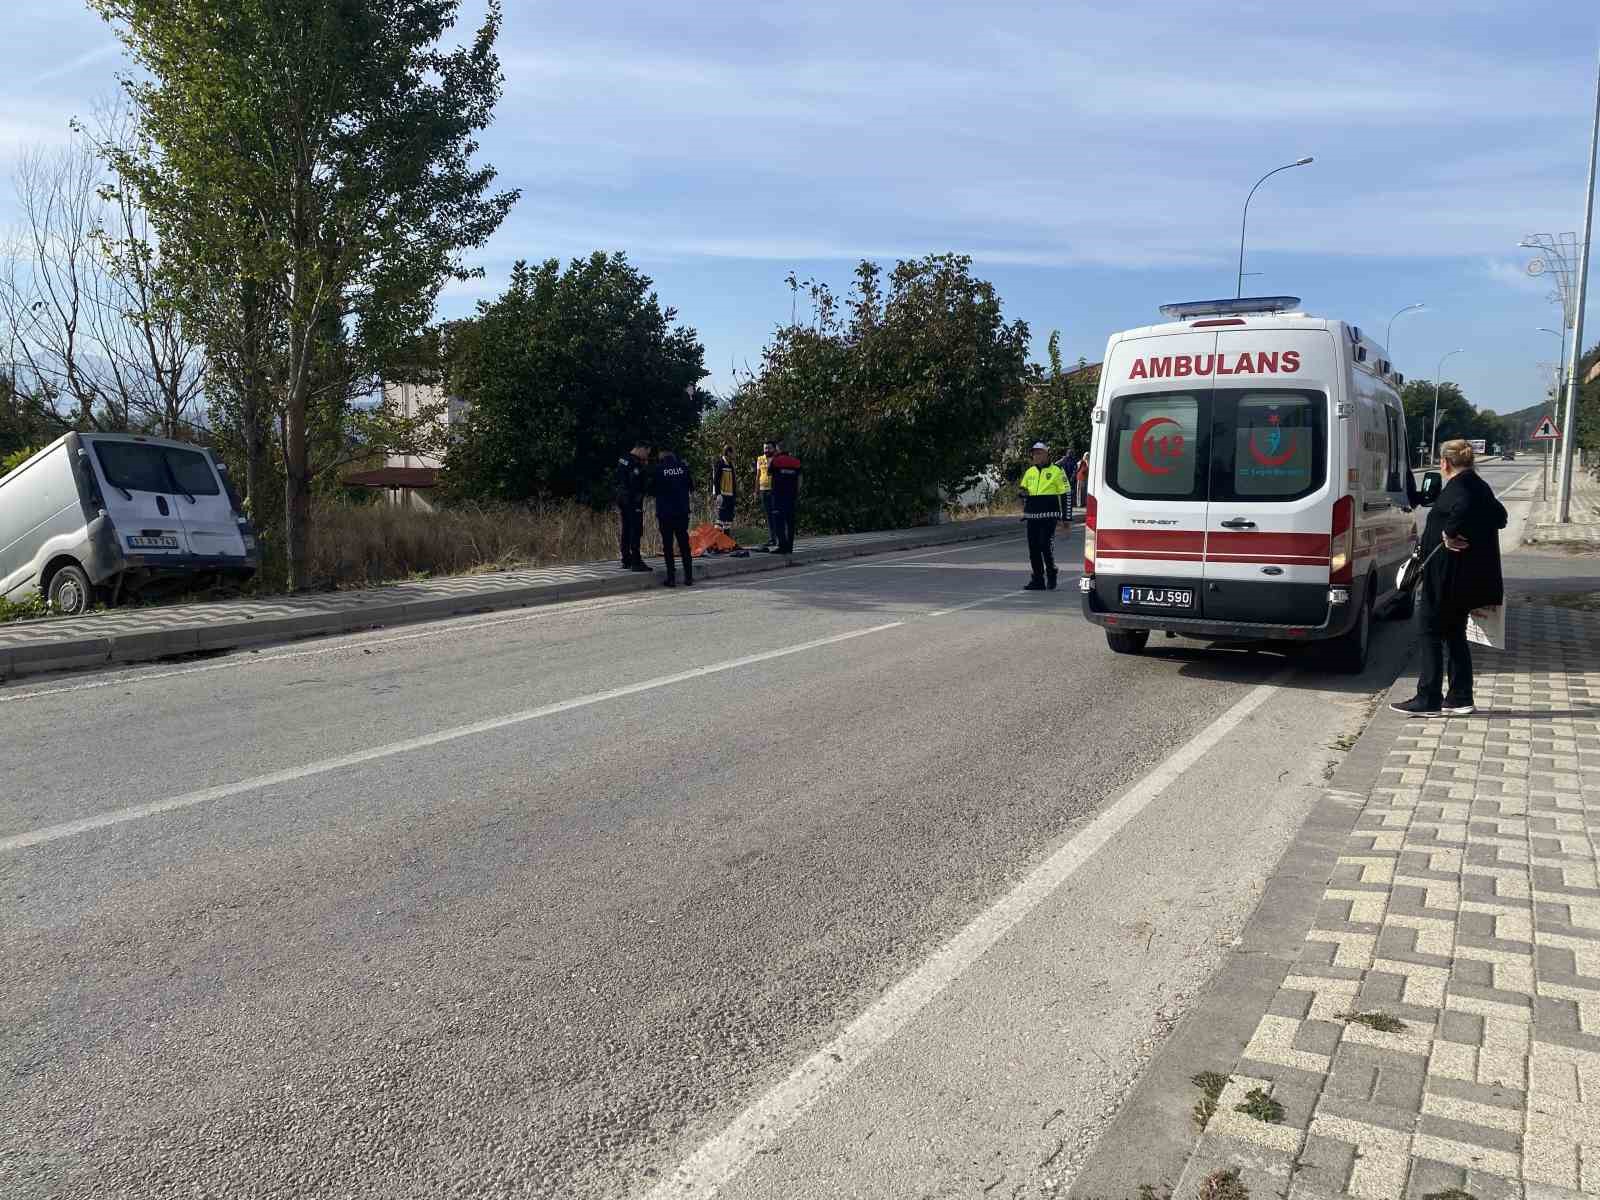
[637,679,1282,1200]
[0,621,904,854]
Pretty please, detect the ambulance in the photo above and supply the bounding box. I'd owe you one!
[1079,297,1418,672]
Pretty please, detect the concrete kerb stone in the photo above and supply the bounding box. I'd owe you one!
[0,520,1018,682]
[4,636,112,676]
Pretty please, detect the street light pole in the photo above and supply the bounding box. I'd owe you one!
[1558,46,1600,524]
[1386,303,1425,367]
[1432,348,1465,463]
[1236,157,1314,298]
[1538,327,1566,500]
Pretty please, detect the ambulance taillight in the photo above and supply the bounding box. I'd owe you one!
[1329,495,1354,583]
[1083,493,1097,575]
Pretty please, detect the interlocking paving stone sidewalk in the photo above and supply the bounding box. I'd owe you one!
[0,519,1018,680]
[1525,469,1600,548]
[1180,603,1600,1199]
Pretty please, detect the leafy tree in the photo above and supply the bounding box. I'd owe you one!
[443,254,710,505]
[712,255,1030,531]
[1005,332,1095,477]
[1401,380,1472,459]
[91,0,518,589]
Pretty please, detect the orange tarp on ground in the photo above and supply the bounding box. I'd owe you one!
[688,524,737,557]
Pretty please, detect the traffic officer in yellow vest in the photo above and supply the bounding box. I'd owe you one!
[1019,442,1068,590]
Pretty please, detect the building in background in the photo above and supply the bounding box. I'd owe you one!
[343,381,469,511]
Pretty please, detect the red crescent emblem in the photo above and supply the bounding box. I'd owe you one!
[1131,416,1179,475]
[1248,430,1296,467]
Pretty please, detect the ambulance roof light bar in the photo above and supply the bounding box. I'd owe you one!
[1159,296,1302,320]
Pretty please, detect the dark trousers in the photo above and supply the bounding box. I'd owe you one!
[761,491,776,545]
[659,516,692,581]
[772,503,796,554]
[1416,597,1473,705]
[618,504,644,565]
[1026,517,1058,581]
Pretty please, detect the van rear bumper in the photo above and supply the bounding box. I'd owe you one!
[1080,574,1362,642]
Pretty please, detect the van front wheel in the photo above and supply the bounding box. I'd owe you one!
[46,563,93,616]
[1106,628,1150,655]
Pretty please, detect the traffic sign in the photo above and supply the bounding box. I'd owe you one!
[1531,415,1561,441]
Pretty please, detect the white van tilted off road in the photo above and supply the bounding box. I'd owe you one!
[1080,297,1418,672]
[1,432,258,615]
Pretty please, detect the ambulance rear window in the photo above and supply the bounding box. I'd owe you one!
[1105,393,1206,501]
[1211,391,1326,502]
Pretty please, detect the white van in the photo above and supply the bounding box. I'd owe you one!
[0,432,258,615]
[1079,297,1418,671]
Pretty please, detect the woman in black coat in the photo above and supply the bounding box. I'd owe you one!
[1392,440,1507,717]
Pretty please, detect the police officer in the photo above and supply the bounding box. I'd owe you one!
[614,444,650,570]
[1019,441,1068,590]
[652,449,695,587]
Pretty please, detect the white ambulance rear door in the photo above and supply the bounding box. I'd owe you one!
[1200,327,1340,626]
[1094,329,1218,586]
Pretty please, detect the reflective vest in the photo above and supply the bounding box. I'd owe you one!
[756,454,772,491]
[1020,464,1067,519]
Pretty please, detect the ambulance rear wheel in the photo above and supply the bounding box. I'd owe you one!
[1331,584,1372,674]
[1106,628,1149,655]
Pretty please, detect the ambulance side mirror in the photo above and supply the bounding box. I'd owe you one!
[1418,471,1442,506]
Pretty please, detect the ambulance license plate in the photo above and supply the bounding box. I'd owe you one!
[128,535,180,550]
[1121,585,1194,610]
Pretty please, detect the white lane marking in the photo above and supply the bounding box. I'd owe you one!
[0,621,905,853]
[0,539,1015,705]
[638,679,1282,1200]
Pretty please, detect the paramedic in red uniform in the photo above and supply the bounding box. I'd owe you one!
[768,440,802,555]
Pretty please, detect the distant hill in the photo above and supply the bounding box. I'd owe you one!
[1498,400,1555,445]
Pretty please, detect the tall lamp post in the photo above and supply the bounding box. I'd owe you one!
[1538,327,1567,499]
[1432,349,1465,464]
[1386,303,1425,363]
[1236,157,1314,298]
[1557,47,1599,524]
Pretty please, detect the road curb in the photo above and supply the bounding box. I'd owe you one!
[0,521,1018,683]
[1067,660,1415,1199]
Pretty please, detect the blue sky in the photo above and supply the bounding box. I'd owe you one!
[2,0,1597,412]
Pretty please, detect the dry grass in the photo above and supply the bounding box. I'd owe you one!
[300,498,662,591]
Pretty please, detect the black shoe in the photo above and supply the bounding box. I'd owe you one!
[630,562,653,572]
[1390,696,1441,717]
[662,578,676,588]
[683,576,694,587]
[1442,699,1475,716]
[1046,571,1059,590]
[1023,579,1046,591]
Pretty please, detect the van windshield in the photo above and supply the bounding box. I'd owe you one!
[94,442,221,496]
[1105,388,1327,504]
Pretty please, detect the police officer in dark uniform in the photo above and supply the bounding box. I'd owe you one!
[651,449,695,587]
[614,444,650,570]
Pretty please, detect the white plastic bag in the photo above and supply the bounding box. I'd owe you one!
[1466,605,1505,650]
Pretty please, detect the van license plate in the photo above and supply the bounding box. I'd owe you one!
[1121,586,1194,610]
[128,535,179,549]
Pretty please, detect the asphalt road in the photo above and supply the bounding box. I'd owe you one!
[0,480,1532,1199]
